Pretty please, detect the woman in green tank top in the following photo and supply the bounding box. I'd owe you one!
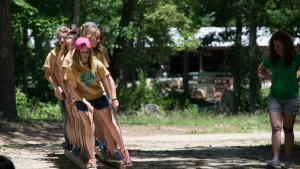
[258,30,300,168]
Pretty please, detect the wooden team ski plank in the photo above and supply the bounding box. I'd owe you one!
[95,148,134,169]
[64,149,96,169]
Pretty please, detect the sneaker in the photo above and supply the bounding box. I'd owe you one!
[99,141,105,152]
[110,150,123,162]
[87,158,97,168]
[284,158,293,169]
[120,149,132,165]
[266,157,281,168]
[70,147,78,156]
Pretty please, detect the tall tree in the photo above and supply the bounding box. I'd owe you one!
[0,0,17,118]
[73,0,80,26]
[110,0,134,79]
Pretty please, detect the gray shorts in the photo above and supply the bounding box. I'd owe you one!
[267,95,300,115]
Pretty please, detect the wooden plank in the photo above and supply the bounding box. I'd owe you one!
[95,148,134,169]
[64,149,91,169]
[65,148,106,169]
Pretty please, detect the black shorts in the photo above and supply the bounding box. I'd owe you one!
[75,95,109,112]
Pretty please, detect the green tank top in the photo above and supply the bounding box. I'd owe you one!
[263,54,300,99]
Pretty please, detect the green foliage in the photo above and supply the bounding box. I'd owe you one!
[117,71,194,112]
[15,87,61,120]
[264,0,300,34]
[15,87,30,116]
[117,72,156,111]
[28,97,61,119]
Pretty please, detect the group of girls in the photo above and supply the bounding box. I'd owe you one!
[44,22,131,168]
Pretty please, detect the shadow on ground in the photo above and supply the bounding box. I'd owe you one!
[0,120,63,143]
[45,143,300,169]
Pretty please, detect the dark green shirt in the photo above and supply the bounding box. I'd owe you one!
[263,54,300,99]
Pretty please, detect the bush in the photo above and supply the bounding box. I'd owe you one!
[117,72,196,113]
[15,87,61,120]
[16,87,31,117]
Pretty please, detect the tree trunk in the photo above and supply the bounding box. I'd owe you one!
[183,52,189,98]
[111,0,134,81]
[73,0,80,26]
[22,24,28,95]
[248,4,257,113]
[233,13,243,114]
[0,0,17,118]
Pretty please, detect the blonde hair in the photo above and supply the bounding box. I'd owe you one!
[81,26,105,57]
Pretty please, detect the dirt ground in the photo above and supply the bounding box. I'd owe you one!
[1,121,300,169]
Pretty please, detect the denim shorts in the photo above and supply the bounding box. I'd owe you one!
[267,95,300,115]
[75,95,109,112]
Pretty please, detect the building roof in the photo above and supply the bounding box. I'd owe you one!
[170,27,300,47]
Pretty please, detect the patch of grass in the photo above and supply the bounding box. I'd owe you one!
[117,108,300,134]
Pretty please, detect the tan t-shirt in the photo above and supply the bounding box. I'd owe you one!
[92,44,109,68]
[43,48,60,98]
[61,49,75,94]
[66,60,109,101]
[100,44,110,64]
[62,49,74,69]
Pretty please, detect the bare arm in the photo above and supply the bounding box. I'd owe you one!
[108,75,119,109]
[59,57,69,97]
[45,54,64,99]
[69,80,94,113]
[45,54,59,88]
[105,65,119,108]
[258,63,272,80]
[101,75,118,109]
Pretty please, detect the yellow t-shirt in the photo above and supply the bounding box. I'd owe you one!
[100,44,110,64]
[61,50,75,94]
[62,50,74,69]
[92,44,109,68]
[43,48,61,98]
[66,60,109,101]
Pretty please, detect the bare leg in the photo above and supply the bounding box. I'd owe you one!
[96,108,125,151]
[269,112,283,159]
[78,111,95,159]
[283,114,296,158]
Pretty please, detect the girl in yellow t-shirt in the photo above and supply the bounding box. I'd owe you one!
[81,23,123,162]
[66,37,131,168]
[44,25,70,149]
[58,29,83,156]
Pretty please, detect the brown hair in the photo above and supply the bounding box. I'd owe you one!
[72,49,95,72]
[269,30,296,67]
[57,28,79,63]
[54,26,70,48]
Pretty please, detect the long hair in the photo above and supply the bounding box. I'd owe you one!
[72,49,95,73]
[58,28,80,64]
[269,30,296,67]
[81,26,104,55]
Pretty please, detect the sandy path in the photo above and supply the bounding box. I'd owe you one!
[1,124,300,169]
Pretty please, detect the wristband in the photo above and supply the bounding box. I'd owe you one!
[112,98,117,101]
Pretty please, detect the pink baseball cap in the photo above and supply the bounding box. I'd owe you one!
[75,37,91,50]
